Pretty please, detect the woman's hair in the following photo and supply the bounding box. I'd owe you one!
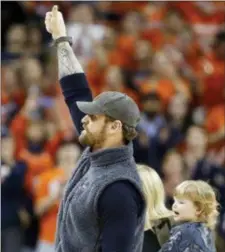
[174,180,219,230]
[137,164,173,230]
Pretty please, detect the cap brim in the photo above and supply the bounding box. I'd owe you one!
[76,101,102,115]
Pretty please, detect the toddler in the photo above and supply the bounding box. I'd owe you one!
[159,180,219,252]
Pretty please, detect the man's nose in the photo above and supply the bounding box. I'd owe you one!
[81,115,89,124]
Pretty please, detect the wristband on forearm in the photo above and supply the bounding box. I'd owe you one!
[51,36,73,47]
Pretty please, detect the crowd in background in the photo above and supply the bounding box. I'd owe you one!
[1,2,225,252]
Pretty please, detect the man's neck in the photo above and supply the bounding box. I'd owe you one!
[92,140,124,152]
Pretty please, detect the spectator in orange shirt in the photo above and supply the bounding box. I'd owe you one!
[116,11,142,70]
[101,65,140,107]
[10,84,65,160]
[108,2,147,15]
[142,7,186,51]
[139,51,191,108]
[130,39,153,90]
[141,2,167,51]
[35,142,81,252]
[171,2,225,36]
[200,30,225,109]
[18,120,54,194]
[86,27,124,96]
[205,104,225,150]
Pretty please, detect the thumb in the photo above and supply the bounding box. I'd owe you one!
[52,5,58,16]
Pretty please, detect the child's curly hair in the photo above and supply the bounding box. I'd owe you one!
[174,180,219,230]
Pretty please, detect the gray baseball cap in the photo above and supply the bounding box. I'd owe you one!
[76,91,140,128]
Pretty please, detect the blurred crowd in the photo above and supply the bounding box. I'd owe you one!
[1,2,225,252]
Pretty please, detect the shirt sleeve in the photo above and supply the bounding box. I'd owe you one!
[59,73,93,135]
[97,181,143,252]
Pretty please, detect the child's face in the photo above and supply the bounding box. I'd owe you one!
[172,197,198,223]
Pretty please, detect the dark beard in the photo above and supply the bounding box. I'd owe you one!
[78,129,95,147]
[78,123,108,150]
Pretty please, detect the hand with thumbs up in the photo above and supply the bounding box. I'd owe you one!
[45,5,67,40]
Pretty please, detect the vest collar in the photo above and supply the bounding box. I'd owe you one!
[84,142,134,167]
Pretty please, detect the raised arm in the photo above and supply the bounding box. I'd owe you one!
[57,41,83,78]
[45,5,92,134]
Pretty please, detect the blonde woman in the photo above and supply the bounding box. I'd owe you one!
[137,164,173,252]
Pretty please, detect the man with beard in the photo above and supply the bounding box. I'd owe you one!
[44,6,146,252]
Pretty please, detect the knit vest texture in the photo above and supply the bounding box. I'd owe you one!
[55,142,145,252]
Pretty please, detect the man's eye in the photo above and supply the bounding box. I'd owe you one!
[90,115,96,120]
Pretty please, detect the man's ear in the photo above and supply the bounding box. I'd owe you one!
[111,120,122,131]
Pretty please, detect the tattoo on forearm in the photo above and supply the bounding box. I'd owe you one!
[57,42,83,79]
